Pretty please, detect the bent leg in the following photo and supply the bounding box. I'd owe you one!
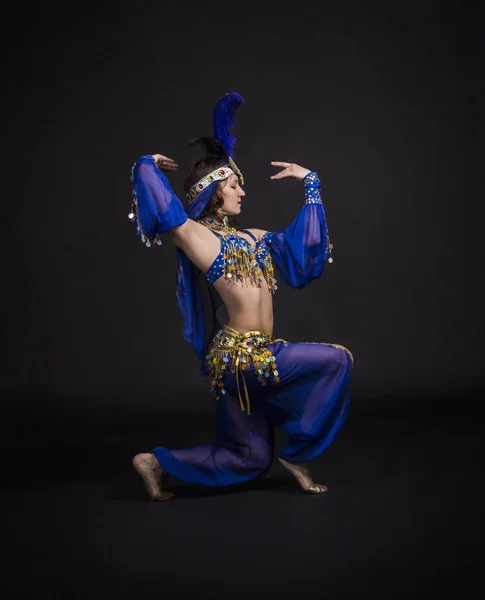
[266,341,352,463]
[153,391,274,487]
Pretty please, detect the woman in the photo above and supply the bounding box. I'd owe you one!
[130,92,353,500]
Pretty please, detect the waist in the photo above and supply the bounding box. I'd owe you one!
[218,286,275,336]
[206,325,285,414]
[209,325,275,352]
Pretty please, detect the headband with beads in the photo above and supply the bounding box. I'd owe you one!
[186,165,235,202]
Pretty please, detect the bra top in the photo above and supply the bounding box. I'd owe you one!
[204,229,278,293]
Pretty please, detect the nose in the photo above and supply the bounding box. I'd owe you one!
[239,188,246,197]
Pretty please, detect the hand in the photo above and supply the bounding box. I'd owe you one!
[270,161,311,181]
[152,154,178,172]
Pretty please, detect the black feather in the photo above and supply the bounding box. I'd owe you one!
[188,136,228,159]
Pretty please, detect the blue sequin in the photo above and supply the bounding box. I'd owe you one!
[205,233,272,284]
[303,171,322,204]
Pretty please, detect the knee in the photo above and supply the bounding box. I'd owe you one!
[331,344,354,364]
[315,344,353,374]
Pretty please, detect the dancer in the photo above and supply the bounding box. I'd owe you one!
[129,92,353,500]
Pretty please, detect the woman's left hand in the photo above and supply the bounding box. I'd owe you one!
[270,161,311,181]
[152,154,179,172]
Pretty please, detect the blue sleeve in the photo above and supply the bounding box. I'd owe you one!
[267,172,332,288]
[129,155,188,246]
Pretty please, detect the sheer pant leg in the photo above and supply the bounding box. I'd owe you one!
[153,388,274,487]
[264,341,352,463]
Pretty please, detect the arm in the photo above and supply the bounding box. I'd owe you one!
[130,153,221,270]
[130,154,188,246]
[266,162,332,289]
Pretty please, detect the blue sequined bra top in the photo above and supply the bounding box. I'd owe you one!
[198,217,278,294]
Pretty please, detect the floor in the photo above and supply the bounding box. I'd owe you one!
[3,394,484,599]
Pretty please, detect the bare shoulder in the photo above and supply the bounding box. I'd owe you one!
[245,228,269,241]
[168,218,217,251]
[168,219,221,272]
[170,218,212,244]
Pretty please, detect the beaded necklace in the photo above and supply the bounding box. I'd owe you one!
[198,213,278,293]
[199,212,238,235]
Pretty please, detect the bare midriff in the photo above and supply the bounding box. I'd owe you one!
[214,276,274,336]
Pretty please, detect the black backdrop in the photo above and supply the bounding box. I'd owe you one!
[3,0,483,413]
[2,1,484,598]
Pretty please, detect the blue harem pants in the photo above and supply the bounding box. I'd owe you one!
[153,337,353,487]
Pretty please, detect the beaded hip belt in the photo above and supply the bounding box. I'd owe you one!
[206,325,286,414]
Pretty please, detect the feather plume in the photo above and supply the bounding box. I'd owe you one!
[212,92,244,158]
[188,136,228,159]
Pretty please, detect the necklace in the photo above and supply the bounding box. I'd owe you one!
[198,212,237,234]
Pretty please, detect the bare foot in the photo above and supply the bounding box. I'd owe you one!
[278,457,328,494]
[132,453,174,501]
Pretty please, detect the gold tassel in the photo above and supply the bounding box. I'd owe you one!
[234,352,245,412]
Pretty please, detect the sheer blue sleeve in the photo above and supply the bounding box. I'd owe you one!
[129,155,188,246]
[267,172,332,289]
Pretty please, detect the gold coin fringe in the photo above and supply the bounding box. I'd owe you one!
[206,328,287,414]
[220,236,277,292]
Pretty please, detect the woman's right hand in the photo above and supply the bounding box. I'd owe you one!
[270,161,311,181]
[152,154,178,172]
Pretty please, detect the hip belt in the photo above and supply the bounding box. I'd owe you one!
[206,325,287,414]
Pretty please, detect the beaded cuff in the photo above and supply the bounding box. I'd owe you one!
[302,171,334,263]
[303,171,322,204]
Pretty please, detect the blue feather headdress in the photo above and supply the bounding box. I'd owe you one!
[212,91,244,161]
[185,92,244,205]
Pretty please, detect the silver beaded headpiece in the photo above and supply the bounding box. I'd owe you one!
[186,166,235,202]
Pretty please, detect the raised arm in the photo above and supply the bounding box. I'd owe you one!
[266,161,332,289]
[131,154,188,244]
[130,154,220,271]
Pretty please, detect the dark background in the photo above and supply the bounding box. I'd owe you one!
[2,1,484,599]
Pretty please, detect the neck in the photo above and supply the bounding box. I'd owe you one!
[202,212,236,231]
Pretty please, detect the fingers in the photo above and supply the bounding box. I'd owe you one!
[270,161,292,179]
[270,169,290,180]
[270,161,310,181]
[155,155,179,170]
[160,156,178,167]
[271,161,292,167]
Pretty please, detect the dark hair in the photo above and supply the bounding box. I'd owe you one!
[184,136,234,219]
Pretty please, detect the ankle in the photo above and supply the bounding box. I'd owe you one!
[279,457,307,470]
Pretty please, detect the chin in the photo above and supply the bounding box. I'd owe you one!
[226,207,242,216]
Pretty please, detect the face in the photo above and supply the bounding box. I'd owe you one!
[218,174,246,216]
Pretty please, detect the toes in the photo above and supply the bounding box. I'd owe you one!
[306,482,328,494]
[152,491,175,501]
